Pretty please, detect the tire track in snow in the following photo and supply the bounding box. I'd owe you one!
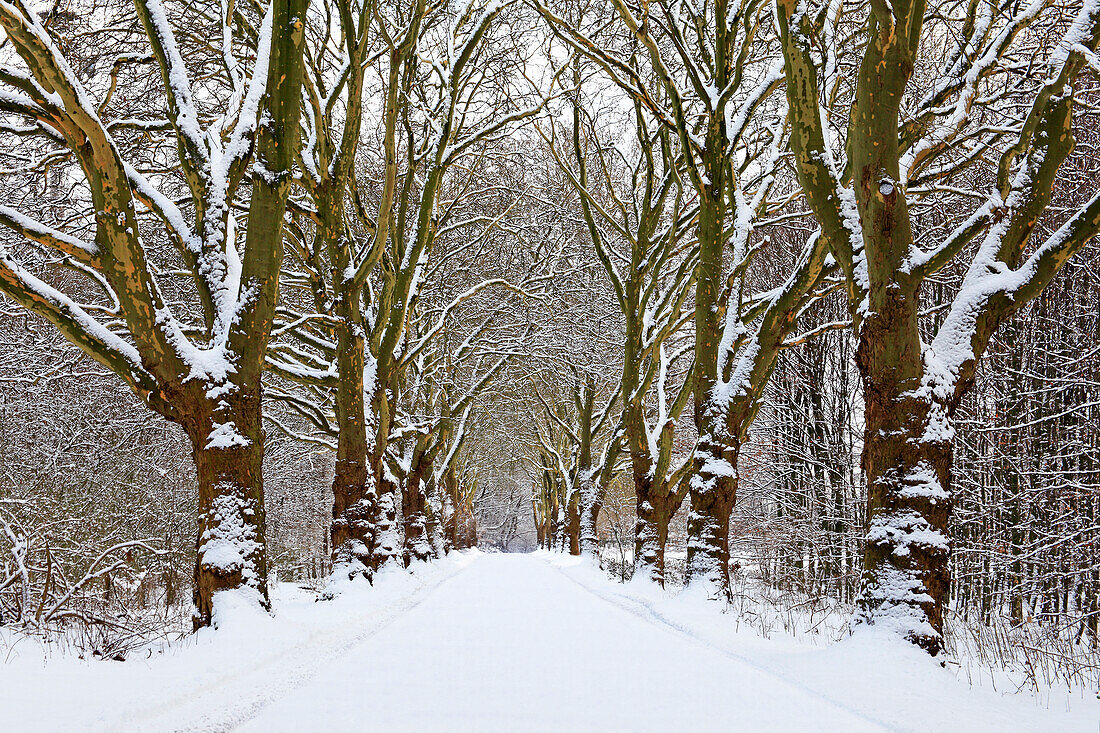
[99,560,476,733]
[547,559,905,733]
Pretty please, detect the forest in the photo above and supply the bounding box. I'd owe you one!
[1,0,1099,728]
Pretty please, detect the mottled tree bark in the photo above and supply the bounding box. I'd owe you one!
[580,486,601,558]
[776,0,1100,653]
[685,191,737,598]
[634,478,686,586]
[329,270,374,576]
[686,438,738,597]
[441,466,477,550]
[402,463,433,566]
[565,494,581,556]
[187,386,269,629]
[854,307,952,652]
[535,518,546,549]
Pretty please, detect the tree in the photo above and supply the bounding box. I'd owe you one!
[441,455,480,551]
[777,0,1100,652]
[388,339,510,564]
[536,0,834,598]
[268,0,543,577]
[541,69,697,582]
[0,0,308,626]
[532,373,621,556]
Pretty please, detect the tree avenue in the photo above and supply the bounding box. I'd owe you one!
[2,0,1100,672]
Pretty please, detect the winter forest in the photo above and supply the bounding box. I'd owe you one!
[1,0,1099,728]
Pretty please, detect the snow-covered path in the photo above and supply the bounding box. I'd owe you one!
[237,553,884,732]
[5,551,1098,732]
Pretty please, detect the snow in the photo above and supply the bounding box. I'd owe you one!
[0,205,98,260]
[205,421,252,449]
[0,554,478,732]
[239,553,876,732]
[865,510,950,557]
[3,552,1098,732]
[697,454,737,478]
[899,462,950,502]
[198,492,262,579]
[0,249,147,374]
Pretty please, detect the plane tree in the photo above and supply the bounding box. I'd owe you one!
[0,0,308,626]
[535,0,834,597]
[777,0,1100,652]
[267,0,546,578]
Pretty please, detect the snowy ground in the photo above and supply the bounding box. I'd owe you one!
[2,551,1097,732]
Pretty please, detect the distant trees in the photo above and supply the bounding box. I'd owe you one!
[953,249,1100,636]
[531,372,620,556]
[749,304,862,603]
[535,0,834,601]
[268,0,542,579]
[0,341,194,645]
[950,108,1100,641]
[532,0,1100,657]
[538,66,696,582]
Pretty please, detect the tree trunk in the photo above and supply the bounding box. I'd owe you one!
[684,435,738,598]
[581,495,601,559]
[402,467,433,566]
[330,304,374,577]
[687,189,736,599]
[187,391,269,630]
[853,306,952,654]
[366,374,400,571]
[634,482,684,586]
[425,487,445,558]
[534,506,546,549]
[452,507,477,550]
[572,382,595,558]
[550,499,560,550]
[578,470,601,558]
[442,467,459,552]
[565,492,581,556]
[368,472,400,569]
